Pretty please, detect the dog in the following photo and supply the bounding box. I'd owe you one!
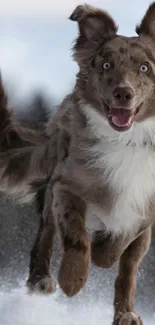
[0,3,155,324]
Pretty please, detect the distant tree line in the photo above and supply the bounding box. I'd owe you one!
[13,91,54,130]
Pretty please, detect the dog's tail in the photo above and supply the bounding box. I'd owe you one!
[0,75,56,202]
[0,139,57,202]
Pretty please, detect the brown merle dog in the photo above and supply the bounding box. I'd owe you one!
[1,3,155,324]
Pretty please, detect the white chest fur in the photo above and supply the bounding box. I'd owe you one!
[83,105,155,236]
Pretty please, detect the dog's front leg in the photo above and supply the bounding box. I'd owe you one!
[113,227,151,325]
[52,181,90,297]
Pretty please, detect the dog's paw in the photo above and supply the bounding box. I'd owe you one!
[113,312,143,325]
[58,250,90,297]
[27,276,56,294]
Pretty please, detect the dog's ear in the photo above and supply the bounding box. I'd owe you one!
[136,2,155,37]
[69,4,117,43]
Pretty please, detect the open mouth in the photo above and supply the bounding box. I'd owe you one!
[105,105,141,132]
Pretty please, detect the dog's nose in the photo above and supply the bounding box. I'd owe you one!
[113,86,134,103]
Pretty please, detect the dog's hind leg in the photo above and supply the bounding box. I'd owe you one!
[27,184,57,294]
[91,231,128,268]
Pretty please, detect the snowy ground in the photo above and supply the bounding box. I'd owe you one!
[0,282,114,325]
[0,195,155,325]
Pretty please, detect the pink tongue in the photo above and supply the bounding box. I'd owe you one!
[112,115,133,127]
[110,109,133,127]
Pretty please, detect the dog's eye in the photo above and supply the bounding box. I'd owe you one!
[140,64,149,72]
[103,62,111,70]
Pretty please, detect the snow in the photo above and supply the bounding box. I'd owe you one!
[0,281,113,325]
[0,268,154,325]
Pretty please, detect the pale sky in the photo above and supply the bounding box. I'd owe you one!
[0,0,124,16]
[0,0,152,18]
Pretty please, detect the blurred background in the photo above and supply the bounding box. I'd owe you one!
[0,1,155,324]
[0,0,154,104]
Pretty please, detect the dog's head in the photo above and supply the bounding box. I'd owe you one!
[70,3,155,132]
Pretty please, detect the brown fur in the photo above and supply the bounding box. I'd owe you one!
[0,3,155,325]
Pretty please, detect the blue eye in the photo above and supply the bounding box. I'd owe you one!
[140,64,148,72]
[103,62,111,70]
